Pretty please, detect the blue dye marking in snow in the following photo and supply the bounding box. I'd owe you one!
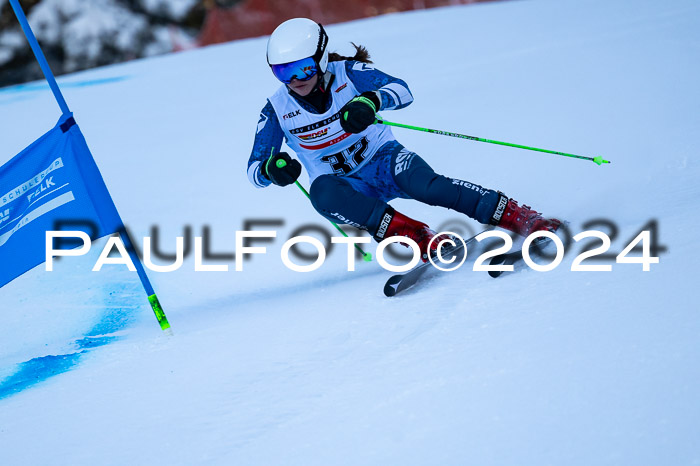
[0,353,84,400]
[0,301,137,401]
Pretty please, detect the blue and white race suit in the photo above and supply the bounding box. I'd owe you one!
[247,60,500,234]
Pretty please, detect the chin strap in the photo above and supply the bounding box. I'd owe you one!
[317,71,334,93]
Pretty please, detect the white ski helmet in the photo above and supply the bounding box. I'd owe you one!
[267,18,329,73]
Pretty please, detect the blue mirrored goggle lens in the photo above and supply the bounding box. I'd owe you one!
[271,57,318,84]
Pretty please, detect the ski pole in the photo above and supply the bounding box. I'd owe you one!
[375,118,611,166]
[273,157,373,262]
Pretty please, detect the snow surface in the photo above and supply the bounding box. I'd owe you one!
[1,0,699,464]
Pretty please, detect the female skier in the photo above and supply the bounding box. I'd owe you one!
[248,18,560,261]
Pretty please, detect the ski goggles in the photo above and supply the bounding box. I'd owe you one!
[271,56,318,84]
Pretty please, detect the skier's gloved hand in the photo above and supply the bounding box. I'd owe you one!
[262,151,302,187]
[339,91,381,133]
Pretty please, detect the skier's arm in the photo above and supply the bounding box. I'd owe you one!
[248,101,285,188]
[345,61,414,111]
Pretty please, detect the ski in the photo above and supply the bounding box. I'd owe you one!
[487,236,554,278]
[383,230,488,297]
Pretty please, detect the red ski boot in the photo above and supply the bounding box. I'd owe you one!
[493,196,561,237]
[373,208,449,262]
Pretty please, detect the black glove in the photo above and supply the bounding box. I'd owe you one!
[339,91,381,133]
[261,151,302,186]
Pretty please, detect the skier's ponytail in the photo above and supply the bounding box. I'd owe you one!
[328,43,373,64]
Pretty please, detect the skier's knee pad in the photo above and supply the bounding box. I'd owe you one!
[309,174,388,230]
[309,175,349,215]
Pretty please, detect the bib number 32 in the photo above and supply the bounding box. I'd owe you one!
[321,137,369,175]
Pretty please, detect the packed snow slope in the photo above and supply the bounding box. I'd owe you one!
[1,0,699,464]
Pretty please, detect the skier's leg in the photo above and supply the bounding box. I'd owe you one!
[309,174,388,231]
[309,174,448,261]
[391,147,501,224]
[391,146,560,236]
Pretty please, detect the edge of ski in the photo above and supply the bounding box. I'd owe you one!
[383,229,490,297]
[487,236,554,278]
